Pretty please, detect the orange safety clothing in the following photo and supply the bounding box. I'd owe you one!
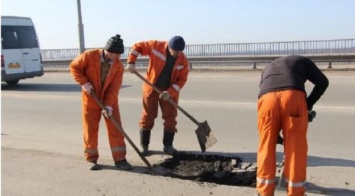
[257,90,308,196]
[127,40,189,98]
[141,87,178,131]
[70,49,127,162]
[127,40,189,131]
[257,55,328,196]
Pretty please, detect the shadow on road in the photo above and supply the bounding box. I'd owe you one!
[225,152,355,168]
[96,164,150,173]
[308,156,355,167]
[1,83,132,92]
[97,164,172,177]
[306,182,355,196]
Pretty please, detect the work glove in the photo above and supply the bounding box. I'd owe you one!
[102,106,113,118]
[126,63,136,73]
[82,82,93,94]
[159,91,170,101]
[308,110,317,122]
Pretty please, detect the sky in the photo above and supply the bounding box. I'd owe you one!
[1,0,355,49]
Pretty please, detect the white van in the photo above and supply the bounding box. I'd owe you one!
[1,16,44,85]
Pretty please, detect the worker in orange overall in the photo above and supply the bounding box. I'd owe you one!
[70,34,132,170]
[256,55,329,196]
[126,36,189,155]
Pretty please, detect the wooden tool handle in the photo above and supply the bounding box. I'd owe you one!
[90,91,152,168]
[133,71,200,126]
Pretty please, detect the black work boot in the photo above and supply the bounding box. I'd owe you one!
[140,129,151,156]
[163,131,177,155]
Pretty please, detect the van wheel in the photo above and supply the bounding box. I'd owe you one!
[6,80,20,86]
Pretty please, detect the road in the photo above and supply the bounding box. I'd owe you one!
[1,70,355,196]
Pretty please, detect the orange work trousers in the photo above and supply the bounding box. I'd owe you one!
[82,106,126,162]
[257,89,308,196]
[139,89,178,132]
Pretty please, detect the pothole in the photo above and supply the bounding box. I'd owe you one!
[159,151,257,187]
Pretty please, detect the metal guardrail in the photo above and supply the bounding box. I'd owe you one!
[41,39,355,60]
[41,39,355,69]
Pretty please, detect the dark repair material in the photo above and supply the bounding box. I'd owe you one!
[159,151,256,187]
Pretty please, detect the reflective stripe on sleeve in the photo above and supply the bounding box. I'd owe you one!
[172,84,180,92]
[130,50,140,56]
[176,65,184,70]
[152,49,166,61]
[257,177,276,185]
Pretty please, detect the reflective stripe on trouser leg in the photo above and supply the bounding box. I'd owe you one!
[111,146,127,161]
[139,90,159,130]
[159,96,178,132]
[257,92,281,196]
[257,177,277,196]
[284,178,306,196]
[84,148,99,162]
[83,107,101,162]
[104,108,127,162]
[280,90,308,196]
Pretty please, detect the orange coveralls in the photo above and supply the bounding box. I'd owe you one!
[257,55,329,196]
[257,90,308,196]
[127,40,189,132]
[70,49,126,162]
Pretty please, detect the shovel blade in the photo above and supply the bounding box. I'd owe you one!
[195,121,217,152]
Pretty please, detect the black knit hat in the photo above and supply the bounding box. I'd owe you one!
[168,36,185,51]
[104,34,124,54]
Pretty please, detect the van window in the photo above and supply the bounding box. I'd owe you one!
[1,25,39,49]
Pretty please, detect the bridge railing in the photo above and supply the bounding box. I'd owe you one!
[41,39,355,69]
[184,39,355,56]
[41,39,355,60]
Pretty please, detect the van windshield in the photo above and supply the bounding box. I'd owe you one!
[1,25,39,49]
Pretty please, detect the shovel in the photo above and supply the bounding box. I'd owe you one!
[90,91,170,175]
[133,71,217,152]
[276,156,285,189]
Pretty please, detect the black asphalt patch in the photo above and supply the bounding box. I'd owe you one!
[159,151,257,187]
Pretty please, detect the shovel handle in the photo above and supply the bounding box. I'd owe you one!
[276,156,285,189]
[134,71,200,126]
[90,91,152,168]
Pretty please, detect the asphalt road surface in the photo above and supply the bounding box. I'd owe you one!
[2,70,355,196]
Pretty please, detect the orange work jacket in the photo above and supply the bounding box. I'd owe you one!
[127,40,189,98]
[70,49,124,109]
